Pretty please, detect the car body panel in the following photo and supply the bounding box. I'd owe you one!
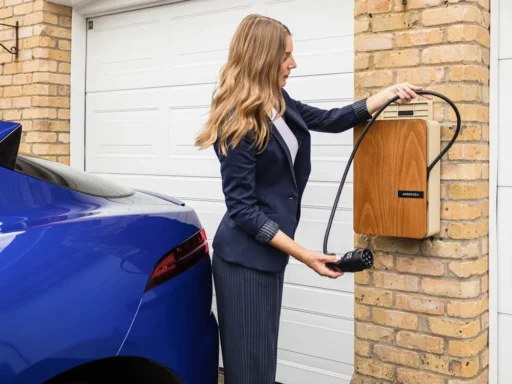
[0,122,218,383]
[118,255,218,384]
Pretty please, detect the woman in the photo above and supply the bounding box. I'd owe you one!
[195,13,426,384]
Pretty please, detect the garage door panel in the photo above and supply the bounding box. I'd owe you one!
[277,349,353,383]
[283,284,353,318]
[99,175,224,202]
[86,1,356,382]
[290,36,354,77]
[277,368,349,384]
[86,89,218,176]
[311,144,354,159]
[295,210,352,253]
[169,0,255,19]
[267,0,353,40]
[86,85,356,180]
[302,182,353,209]
[87,0,256,92]
[278,309,354,365]
[88,157,219,177]
[165,4,254,86]
[285,261,354,293]
[97,174,355,212]
[86,92,163,167]
[309,160,353,183]
[270,0,354,78]
[86,81,215,109]
[285,73,354,101]
[91,108,161,157]
[87,148,219,176]
[86,17,163,92]
[169,107,211,156]
[167,83,216,107]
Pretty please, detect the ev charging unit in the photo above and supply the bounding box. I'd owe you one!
[325,91,461,273]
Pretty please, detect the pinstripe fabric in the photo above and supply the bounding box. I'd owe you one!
[255,219,280,244]
[213,254,284,384]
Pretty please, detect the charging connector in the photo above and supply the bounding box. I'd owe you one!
[323,90,462,262]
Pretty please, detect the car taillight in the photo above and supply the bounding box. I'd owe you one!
[145,228,209,291]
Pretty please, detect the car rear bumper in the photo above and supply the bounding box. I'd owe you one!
[117,255,219,384]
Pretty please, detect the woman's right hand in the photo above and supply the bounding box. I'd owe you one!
[301,250,344,279]
[267,229,344,279]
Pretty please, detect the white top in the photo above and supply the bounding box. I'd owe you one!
[271,108,299,163]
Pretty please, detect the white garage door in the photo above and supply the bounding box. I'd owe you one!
[85,1,356,382]
[496,1,512,382]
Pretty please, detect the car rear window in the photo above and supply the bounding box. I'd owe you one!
[14,155,134,199]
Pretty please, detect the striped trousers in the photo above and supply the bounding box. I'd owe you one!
[212,254,285,384]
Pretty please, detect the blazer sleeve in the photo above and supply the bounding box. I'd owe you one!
[215,135,280,244]
[283,89,373,133]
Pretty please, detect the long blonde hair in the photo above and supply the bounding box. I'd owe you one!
[195,14,291,155]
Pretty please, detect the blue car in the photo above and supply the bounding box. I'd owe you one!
[0,121,219,384]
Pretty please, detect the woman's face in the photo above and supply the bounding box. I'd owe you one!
[279,35,296,88]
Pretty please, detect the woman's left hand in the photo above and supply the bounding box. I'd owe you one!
[384,82,434,104]
[366,82,433,114]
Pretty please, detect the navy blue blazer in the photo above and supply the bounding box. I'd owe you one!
[212,89,372,273]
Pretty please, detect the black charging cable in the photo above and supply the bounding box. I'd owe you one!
[324,90,462,273]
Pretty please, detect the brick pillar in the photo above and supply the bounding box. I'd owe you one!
[0,0,71,164]
[352,1,490,383]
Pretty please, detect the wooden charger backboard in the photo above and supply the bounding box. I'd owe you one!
[353,118,440,239]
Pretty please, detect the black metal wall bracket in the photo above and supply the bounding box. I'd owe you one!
[0,21,19,59]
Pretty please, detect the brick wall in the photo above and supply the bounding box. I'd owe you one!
[352,1,490,383]
[0,0,71,164]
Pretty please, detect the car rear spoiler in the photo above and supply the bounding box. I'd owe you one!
[0,121,22,170]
